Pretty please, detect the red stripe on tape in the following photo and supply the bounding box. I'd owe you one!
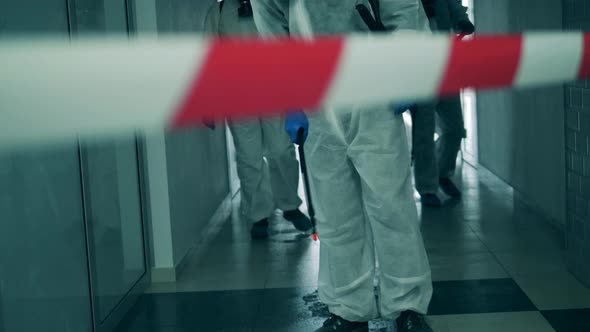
[172,37,344,127]
[438,35,523,95]
[578,33,590,79]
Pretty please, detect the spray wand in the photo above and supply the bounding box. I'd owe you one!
[297,128,318,241]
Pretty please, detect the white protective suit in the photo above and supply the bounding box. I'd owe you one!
[413,0,469,195]
[204,1,302,223]
[252,0,433,321]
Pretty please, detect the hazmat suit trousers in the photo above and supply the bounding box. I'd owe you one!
[229,118,302,222]
[412,95,465,195]
[306,107,432,321]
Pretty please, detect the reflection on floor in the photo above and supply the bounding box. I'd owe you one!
[117,163,590,332]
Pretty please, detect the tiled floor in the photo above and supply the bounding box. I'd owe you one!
[119,164,590,331]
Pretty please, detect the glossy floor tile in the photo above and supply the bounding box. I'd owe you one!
[494,250,569,277]
[428,250,509,281]
[428,279,536,315]
[123,284,541,332]
[264,257,319,289]
[252,288,325,331]
[125,164,590,332]
[542,308,590,332]
[473,228,565,255]
[428,312,556,332]
[117,290,262,331]
[513,271,590,310]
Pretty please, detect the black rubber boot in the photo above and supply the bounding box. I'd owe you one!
[283,209,312,232]
[250,218,269,239]
[420,193,443,207]
[439,177,462,198]
[314,314,369,332]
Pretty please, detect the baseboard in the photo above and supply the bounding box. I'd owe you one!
[231,179,240,198]
[479,163,566,236]
[569,257,590,290]
[513,191,566,234]
[150,193,233,283]
[150,267,177,283]
[96,276,149,332]
[461,150,479,169]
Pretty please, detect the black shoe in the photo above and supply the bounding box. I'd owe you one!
[439,177,461,198]
[283,209,312,232]
[250,219,269,239]
[314,314,368,332]
[396,311,433,332]
[420,193,443,207]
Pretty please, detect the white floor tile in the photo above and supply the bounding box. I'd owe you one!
[513,270,590,310]
[429,251,509,281]
[495,250,569,277]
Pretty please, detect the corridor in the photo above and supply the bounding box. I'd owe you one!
[116,164,590,332]
[2,1,590,332]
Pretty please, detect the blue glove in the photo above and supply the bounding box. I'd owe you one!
[392,102,416,115]
[285,111,309,145]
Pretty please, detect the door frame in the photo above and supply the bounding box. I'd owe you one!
[78,135,151,332]
[66,1,151,330]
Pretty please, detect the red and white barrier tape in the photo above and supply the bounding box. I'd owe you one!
[0,32,588,145]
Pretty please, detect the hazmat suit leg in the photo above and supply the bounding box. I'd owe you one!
[348,108,433,319]
[261,117,303,212]
[411,103,439,195]
[435,95,465,178]
[229,117,301,222]
[307,107,432,322]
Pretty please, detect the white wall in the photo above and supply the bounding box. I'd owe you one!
[135,0,231,282]
[144,131,175,271]
[475,0,566,226]
[132,0,176,279]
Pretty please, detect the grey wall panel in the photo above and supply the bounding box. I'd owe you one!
[0,0,69,34]
[0,2,89,332]
[0,1,148,331]
[72,0,129,34]
[0,145,93,332]
[564,0,590,290]
[156,0,215,33]
[153,0,230,267]
[165,128,229,265]
[82,137,146,323]
[475,0,566,226]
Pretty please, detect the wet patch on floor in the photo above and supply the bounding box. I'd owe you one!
[369,320,396,332]
[302,290,397,331]
[267,213,314,243]
[267,232,311,243]
[302,290,329,318]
